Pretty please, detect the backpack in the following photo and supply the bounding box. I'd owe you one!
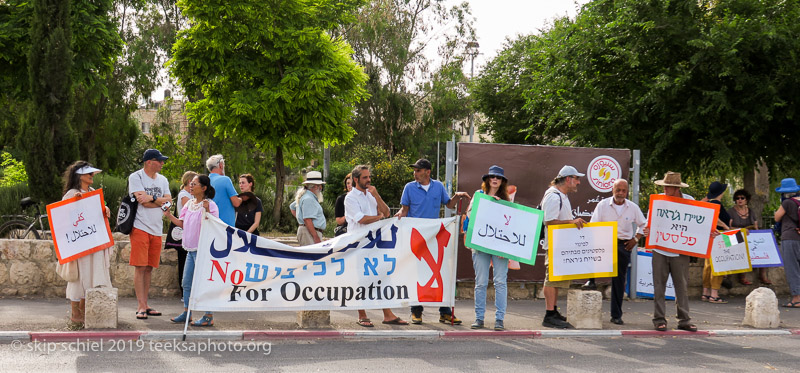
[536,189,563,246]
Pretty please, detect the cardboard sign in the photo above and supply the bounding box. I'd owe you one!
[645,195,719,257]
[547,222,618,281]
[709,229,752,275]
[465,192,543,265]
[632,250,675,300]
[746,230,783,268]
[46,189,114,264]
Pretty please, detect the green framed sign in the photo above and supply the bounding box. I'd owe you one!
[464,192,544,265]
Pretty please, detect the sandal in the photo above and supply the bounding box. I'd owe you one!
[382,317,409,325]
[136,311,148,320]
[700,295,710,302]
[708,296,728,304]
[170,311,192,323]
[146,308,162,316]
[760,278,773,285]
[357,318,374,327]
[781,301,800,308]
[678,324,698,332]
[191,314,214,327]
[655,323,667,332]
[739,278,752,285]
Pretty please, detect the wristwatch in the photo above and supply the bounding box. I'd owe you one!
[151,195,157,203]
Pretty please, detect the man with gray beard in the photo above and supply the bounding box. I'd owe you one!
[293,171,327,245]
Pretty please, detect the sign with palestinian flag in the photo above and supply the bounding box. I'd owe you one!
[708,229,752,276]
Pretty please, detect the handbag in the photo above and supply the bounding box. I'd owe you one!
[56,261,78,282]
[116,172,142,234]
[164,221,183,249]
[334,224,347,237]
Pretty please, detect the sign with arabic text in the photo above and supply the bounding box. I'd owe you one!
[645,195,719,258]
[190,216,457,311]
[547,222,618,281]
[632,250,675,300]
[47,189,114,264]
[709,229,752,276]
[464,192,543,265]
[746,230,783,268]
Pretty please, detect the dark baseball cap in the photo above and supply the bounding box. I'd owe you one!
[142,149,168,162]
[410,158,432,170]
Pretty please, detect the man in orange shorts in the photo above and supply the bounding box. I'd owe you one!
[128,149,171,319]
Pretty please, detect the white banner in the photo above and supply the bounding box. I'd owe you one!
[646,195,719,257]
[709,229,751,275]
[46,189,114,264]
[547,222,618,281]
[747,230,783,268]
[634,250,675,300]
[190,216,457,311]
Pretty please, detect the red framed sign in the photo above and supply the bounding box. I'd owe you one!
[645,194,719,258]
[46,189,114,264]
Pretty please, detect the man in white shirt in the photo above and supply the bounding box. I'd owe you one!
[589,179,646,325]
[343,165,407,327]
[540,165,587,329]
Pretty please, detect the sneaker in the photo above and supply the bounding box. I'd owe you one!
[470,319,484,329]
[411,313,423,324]
[581,280,597,290]
[494,320,505,331]
[439,314,462,325]
[542,315,574,329]
[553,307,567,322]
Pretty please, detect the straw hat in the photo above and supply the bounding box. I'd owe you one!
[654,171,689,188]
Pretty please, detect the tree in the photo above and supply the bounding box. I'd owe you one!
[22,0,78,202]
[170,0,369,227]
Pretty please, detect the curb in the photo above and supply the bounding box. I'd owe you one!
[621,330,711,337]
[30,331,143,342]
[0,331,30,343]
[711,330,792,336]
[540,330,622,337]
[442,330,540,338]
[244,331,342,340]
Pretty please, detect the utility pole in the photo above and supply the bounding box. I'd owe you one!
[466,41,481,143]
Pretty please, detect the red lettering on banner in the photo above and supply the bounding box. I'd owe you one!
[410,223,450,302]
[231,269,244,285]
[208,260,230,282]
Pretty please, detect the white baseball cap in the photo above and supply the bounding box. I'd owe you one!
[557,165,585,178]
[76,165,102,175]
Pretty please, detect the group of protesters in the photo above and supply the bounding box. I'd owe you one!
[59,148,800,332]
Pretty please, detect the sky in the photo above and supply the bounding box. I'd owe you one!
[151,0,590,101]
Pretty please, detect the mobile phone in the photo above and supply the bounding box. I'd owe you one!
[161,200,172,212]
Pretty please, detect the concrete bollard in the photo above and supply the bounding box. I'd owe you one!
[742,287,780,328]
[297,311,330,328]
[566,289,603,329]
[85,287,118,329]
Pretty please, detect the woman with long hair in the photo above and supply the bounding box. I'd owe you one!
[465,165,510,331]
[164,174,219,326]
[728,189,770,285]
[61,161,113,326]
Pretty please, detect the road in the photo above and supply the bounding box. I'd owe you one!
[3,336,799,372]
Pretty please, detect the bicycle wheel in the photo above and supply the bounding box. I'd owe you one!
[0,220,40,239]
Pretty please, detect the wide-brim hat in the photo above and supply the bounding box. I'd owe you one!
[654,171,689,188]
[482,165,507,181]
[303,171,326,185]
[76,165,102,175]
[776,178,800,193]
[706,181,728,199]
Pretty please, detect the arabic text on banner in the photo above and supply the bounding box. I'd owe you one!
[709,229,752,276]
[547,222,618,281]
[746,230,783,268]
[464,192,543,265]
[189,216,457,312]
[46,189,114,264]
[633,250,675,300]
[645,195,719,257]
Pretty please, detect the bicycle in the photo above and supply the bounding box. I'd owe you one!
[0,197,50,240]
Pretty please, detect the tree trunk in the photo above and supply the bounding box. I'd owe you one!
[743,159,769,228]
[272,146,285,228]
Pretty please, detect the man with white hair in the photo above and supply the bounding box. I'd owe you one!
[293,171,327,245]
[206,154,242,226]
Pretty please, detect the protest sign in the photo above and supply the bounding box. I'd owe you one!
[46,189,114,264]
[746,230,783,268]
[190,216,457,311]
[465,192,543,265]
[709,229,752,276]
[631,250,675,300]
[645,195,719,257]
[547,222,618,281]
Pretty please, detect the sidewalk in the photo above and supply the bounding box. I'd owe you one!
[2,295,799,342]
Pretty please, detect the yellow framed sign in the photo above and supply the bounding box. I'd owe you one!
[709,229,752,276]
[547,222,618,281]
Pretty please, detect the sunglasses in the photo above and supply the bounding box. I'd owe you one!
[735,196,747,200]
[488,175,503,180]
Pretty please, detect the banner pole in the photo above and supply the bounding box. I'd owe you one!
[183,309,191,341]
[452,199,464,325]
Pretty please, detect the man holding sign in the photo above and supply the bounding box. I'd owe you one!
[590,179,646,325]
[396,158,470,325]
[540,165,587,329]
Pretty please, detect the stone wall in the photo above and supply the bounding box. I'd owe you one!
[0,234,181,298]
[0,237,792,300]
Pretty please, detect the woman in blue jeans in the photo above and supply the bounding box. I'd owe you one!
[164,175,219,326]
[465,165,511,331]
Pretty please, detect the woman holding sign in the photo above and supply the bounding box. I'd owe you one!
[702,182,731,304]
[728,189,770,285]
[465,165,511,331]
[164,175,220,326]
[61,161,113,325]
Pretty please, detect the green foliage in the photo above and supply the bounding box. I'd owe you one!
[0,183,29,217]
[0,152,27,187]
[326,145,412,207]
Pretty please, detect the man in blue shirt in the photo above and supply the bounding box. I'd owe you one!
[396,158,470,325]
[206,154,242,226]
